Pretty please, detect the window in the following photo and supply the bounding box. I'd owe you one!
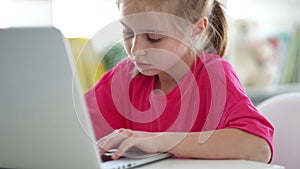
[52,0,119,38]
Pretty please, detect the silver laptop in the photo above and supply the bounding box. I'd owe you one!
[0,27,170,169]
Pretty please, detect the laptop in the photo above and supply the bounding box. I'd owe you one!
[0,27,171,169]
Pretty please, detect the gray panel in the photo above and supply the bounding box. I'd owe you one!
[0,27,100,169]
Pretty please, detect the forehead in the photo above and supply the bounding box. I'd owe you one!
[119,0,174,16]
[118,0,193,43]
[120,12,193,46]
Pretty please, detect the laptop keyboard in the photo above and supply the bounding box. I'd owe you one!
[101,153,124,162]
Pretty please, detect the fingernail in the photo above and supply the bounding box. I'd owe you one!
[112,154,118,160]
[99,149,105,155]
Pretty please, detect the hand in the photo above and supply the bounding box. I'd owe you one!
[97,128,165,160]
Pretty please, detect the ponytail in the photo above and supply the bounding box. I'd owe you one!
[206,0,229,57]
[177,0,229,57]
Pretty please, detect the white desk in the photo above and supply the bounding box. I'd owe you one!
[136,158,284,169]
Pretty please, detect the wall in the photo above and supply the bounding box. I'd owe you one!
[227,0,300,36]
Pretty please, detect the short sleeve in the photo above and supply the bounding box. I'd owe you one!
[219,61,274,163]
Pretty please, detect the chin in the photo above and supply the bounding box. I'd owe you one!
[139,68,161,76]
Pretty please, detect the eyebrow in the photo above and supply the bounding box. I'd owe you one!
[119,20,168,35]
[120,20,128,27]
[120,20,132,30]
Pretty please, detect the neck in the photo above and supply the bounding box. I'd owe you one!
[155,53,195,94]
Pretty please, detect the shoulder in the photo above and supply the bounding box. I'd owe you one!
[194,53,249,105]
[195,53,238,83]
[94,58,134,88]
[197,53,235,73]
[197,53,244,90]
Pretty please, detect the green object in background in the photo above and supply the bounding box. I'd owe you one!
[103,42,127,71]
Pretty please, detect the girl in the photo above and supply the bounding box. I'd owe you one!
[85,0,274,163]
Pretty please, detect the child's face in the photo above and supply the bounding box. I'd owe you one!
[120,0,192,76]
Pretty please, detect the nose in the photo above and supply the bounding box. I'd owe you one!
[130,34,147,55]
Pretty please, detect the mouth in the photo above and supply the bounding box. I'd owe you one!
[136,62,152,69]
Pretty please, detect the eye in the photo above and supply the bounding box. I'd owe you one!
[147,33,163,43]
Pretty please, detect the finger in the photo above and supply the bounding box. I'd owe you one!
[99,144,108,155]
[96,130,120,147]
[99,129,133,155]
[112,138,136,160]
[99,136,120,155]
[97,133,116,155]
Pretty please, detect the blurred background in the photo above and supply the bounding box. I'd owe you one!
[1,0,300,104]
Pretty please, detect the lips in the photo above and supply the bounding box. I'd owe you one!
[136,62,151,69]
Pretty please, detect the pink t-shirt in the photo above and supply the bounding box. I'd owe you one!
[84,53,274,159]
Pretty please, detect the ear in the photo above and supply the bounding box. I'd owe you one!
[192,17,208,37]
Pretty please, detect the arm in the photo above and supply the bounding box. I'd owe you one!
[97,128,271,163]
[165,128,271,163]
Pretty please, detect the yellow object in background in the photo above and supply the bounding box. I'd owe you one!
[68,38,106,92]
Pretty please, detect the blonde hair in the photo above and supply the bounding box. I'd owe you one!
[116,0,229,57]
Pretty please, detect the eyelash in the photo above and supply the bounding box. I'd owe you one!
[123,30,162,43]
[146,34,162,43]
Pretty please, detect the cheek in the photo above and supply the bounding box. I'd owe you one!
[158,44,189,68]
[149,48,183,70]
[172,43,189,58]
[159,42,188,61]
[123,39,132,54]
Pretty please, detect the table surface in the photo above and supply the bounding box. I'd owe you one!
[136,158,284,169]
